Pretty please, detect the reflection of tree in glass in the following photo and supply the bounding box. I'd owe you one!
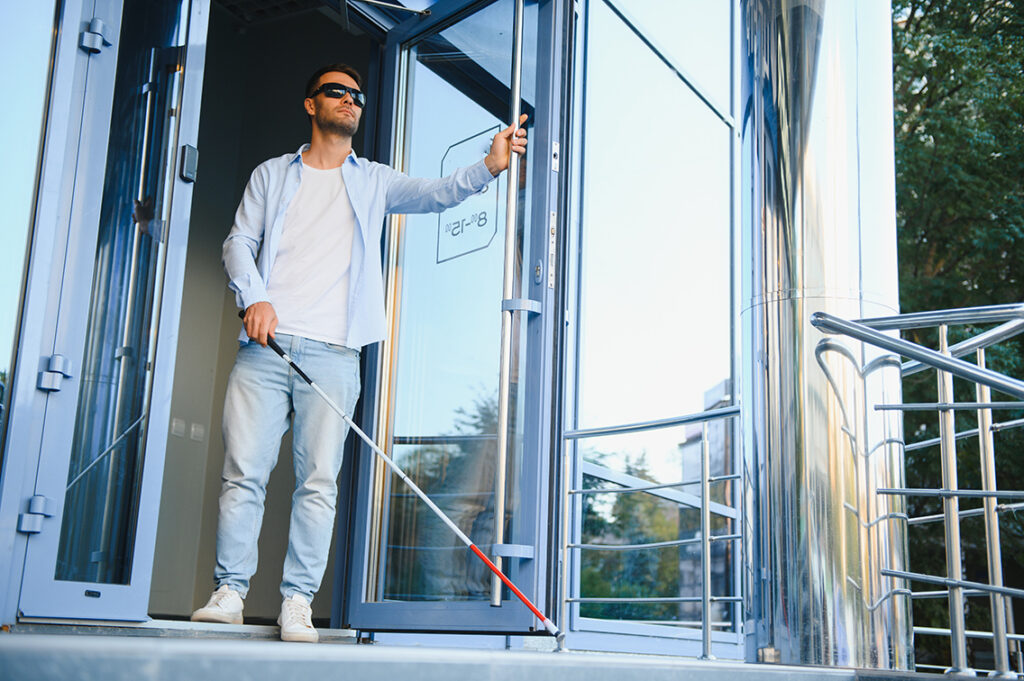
[580,454,735,626]
[385,391,500,601]
[581,455,684,622]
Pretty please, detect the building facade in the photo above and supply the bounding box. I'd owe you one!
[0,0,908,669]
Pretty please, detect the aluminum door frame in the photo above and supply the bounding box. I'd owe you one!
[341,0,567,635]
[1,0,210,622]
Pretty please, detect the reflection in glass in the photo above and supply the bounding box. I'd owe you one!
[576,0,731,429]
[56,0,188,584]
[611,0,731,109]
[580,382,733,486]
[378,0,538,602]
[579,474,735,626]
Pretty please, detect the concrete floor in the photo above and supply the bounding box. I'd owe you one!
[0,631,940,681]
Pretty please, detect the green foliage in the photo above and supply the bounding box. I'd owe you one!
[893,0,1024,668]
[579,455,699,623]
[894,0,1024,313]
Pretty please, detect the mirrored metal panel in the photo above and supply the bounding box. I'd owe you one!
[740,0,911,668]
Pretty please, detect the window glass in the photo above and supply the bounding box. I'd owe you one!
[579,473,736,625]
[610,0,731,108]
[377,0,538,602]
[576,0,731,429]
[569,0,738,638]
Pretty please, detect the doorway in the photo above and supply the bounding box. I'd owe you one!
[147,1,380,626]
[9,0,562,635]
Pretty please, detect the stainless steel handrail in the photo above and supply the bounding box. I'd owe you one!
[878,401,1024,411]
[392,434,497,445]
[564,405,740,440]
[912,589,987,599]
[566,595,743,604]
[905,416,1024,451]
[854,303,1024,331]
[569,473,739,495]
[569,534,741,552]
[908,502,1024,526]
[815,309,1024,676]
[878,488,1024,500]
[881,569,1024,601]
[903,318,1024,376]
[811,312,1024,400]
[915,626,1024,644]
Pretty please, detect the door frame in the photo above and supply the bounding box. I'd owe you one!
[1,0,210,622]
[341,0,567,634]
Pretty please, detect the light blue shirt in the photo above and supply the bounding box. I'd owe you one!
[223,144,496,348]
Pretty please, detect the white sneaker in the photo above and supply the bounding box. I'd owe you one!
[278,594,318,643]
[191,585,243,625]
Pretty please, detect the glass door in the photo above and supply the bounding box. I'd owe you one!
[346,0,561,633]
[17,0,208,620]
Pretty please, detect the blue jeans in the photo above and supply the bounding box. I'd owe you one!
[214,333,360,602]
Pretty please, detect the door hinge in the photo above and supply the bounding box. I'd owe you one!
[37,354,72,392]
[17,495,56,534]
[79,18,113,54]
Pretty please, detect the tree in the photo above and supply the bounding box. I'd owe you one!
[893,0,1024,669]
[895,0,1024,314]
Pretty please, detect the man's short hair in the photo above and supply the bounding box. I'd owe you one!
[305,63,363,98]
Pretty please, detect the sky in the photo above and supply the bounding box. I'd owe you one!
[0,2,54,386]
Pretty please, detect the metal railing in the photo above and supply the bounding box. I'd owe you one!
[559,405,741,658]
[813,303,1024,677]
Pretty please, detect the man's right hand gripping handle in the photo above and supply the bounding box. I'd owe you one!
[242,301,278,346]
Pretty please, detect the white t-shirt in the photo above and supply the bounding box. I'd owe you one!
[265,164,356,346]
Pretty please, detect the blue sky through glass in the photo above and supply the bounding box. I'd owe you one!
[0,3,54,390]
[575,0,733,485]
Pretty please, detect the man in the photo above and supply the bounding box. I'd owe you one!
[190,63,527,642]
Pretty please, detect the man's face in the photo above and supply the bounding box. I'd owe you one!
[306,72,363,138]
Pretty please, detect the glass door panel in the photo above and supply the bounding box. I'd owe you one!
[348,0,549,632]
[381,0,532,603]
[18,0,207,620]
[58,32,186,586]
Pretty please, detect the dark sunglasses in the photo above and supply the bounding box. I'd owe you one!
[310,82,366,108]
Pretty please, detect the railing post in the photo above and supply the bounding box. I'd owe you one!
[938,325,971,674]
[558,437,571,651]
[1008,602,1023,674]
[975,348,1015,677]
[700,422,714,660]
